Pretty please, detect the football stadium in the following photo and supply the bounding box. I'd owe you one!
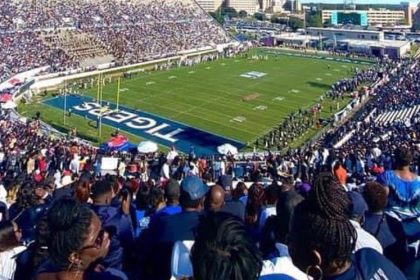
[23,49,372,154]
[0,0,419,280]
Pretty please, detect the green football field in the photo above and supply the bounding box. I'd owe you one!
[20,49,373,149]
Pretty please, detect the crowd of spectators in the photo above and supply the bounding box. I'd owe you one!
[0,31,75,82]
[0,0,233,83]
[0,54,419,280]
[0,1,419,279]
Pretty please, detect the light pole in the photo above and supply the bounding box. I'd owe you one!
[116,77,121,112]
[99,75,103,139]
[63,81,67,126]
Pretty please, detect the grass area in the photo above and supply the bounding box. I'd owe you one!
[19,49,371,150]
[410,43,420,57]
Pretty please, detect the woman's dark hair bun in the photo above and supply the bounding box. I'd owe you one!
[47,197,93,270]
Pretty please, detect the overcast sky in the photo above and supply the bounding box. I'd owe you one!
[300,0,419,4]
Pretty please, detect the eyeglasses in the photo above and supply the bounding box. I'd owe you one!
[79,229,106,251]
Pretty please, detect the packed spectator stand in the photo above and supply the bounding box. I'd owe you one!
[0,55,418,279]
[0,0,233,83]
[0,1,420,280]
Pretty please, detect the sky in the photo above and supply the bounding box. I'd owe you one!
[300,0,419,4]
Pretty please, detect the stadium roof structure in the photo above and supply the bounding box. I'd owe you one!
[341,38,411,49]
[273,33,321,44]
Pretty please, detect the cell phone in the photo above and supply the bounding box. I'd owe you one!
[121,188,130,200]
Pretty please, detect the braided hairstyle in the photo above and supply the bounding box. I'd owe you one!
[287,172,356,277]
[47,198,93,270]
[191,212,263,280]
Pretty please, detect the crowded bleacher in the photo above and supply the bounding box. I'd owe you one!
[0,56,418,280]
[0,0,233,83]
[0,0,419,279]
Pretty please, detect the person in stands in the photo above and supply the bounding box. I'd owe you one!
[205,184,225,212]
[377,147,420,278]
[245,183,266,241]
[191,212,263,280]
[347,191,383,253]
[35,198,127,280]
[287,173,406,280]
[362,181,397,251]
[377,147,420,239]
[89,180,133,269]
[0,220,25,280]
[141,175,208,280]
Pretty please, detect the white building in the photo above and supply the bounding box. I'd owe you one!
[196,0,257,14]
[305,28,410,58]
[307,27,384,41]
[195,0,224,12]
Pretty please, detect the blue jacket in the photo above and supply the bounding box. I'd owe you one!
[325,248,406,280]
[89,204,134,269]
[140,210,202,280]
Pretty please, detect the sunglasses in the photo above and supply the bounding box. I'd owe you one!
[79,229,106,251]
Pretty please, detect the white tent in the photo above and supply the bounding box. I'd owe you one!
[217,143,238,155]
[137,141,158,153]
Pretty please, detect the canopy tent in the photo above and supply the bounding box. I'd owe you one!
[137,140,158,153]
[217,143,238,155]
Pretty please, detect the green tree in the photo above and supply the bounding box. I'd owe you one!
[238,10,247,18]
[289,17,304,31]
[306,12,323,27]
[209,8,224,24]
[254,13,268,21]
[209,12,224,24]
[222,6,238,18]
[271,15,288,24]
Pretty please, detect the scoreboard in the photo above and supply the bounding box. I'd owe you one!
[331,11,368,26]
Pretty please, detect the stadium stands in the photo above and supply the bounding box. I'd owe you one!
[0,0,233,83]
[0,1,419,280]
[0,54,419,279]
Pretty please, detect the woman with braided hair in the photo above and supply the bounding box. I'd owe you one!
[35,198,127,280]
[287,172,406,280]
